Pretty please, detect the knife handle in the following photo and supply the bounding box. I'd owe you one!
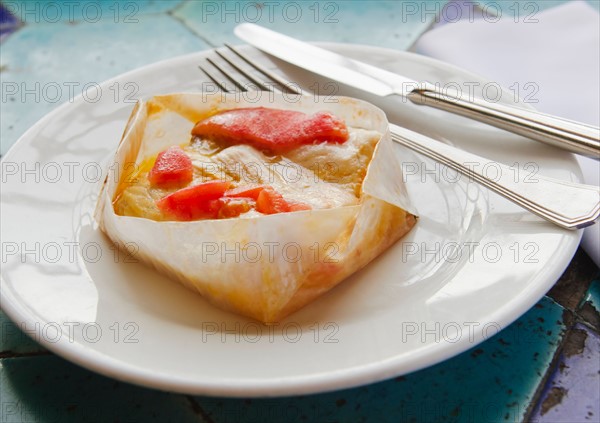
[406,84,600,159]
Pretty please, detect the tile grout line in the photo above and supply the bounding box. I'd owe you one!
[0,350,52,359]
[522,277,600,423]
[167,8,217,49]
[521,307,575,422]
[0,0,187,32]
[405,2,446,52]
[185,396,218,423]
[170,0,190,16]
[527,251,600,423]
[575,272,600,332]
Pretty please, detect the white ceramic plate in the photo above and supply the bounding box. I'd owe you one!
[0,44,581,397]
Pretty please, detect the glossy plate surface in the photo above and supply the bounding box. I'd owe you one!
[0,44,581,397]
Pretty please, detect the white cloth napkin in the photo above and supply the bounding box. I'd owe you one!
[415,1,600,267]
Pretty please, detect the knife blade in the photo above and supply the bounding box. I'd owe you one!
[234,23,418,97]
[234,23,600,159]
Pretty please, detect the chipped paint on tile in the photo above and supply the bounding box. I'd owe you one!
[530,324,600,422]
[548,250,598,311]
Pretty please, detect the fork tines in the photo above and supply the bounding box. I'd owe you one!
[199,44,302,95]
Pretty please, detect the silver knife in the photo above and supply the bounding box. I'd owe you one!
[235,23,600,159]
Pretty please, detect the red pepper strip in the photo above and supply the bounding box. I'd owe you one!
[191,107,349,152]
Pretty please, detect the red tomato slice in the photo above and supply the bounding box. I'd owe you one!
[148,146,193,187]
[191,108,349,152]
[224,184,268,200]
[156,180,231,221]
[255,188,288,215]
[254,188,312,215]
[255,188,291,215]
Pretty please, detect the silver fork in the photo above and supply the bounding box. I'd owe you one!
[198,45,600,230]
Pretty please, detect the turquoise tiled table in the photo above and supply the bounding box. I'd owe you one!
[1,1,599,422]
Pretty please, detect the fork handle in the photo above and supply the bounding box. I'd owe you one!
[405,84,600,159]
[390,124,600,230]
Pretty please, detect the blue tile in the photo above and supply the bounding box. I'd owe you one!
[578,278,600,330]
[0,14,208,154]
[190,296,567,423]
[530,324,600,422]
[584,278,600,314]
[174,0,446,49]
[0,355,200,422]
[1,0,184,24]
